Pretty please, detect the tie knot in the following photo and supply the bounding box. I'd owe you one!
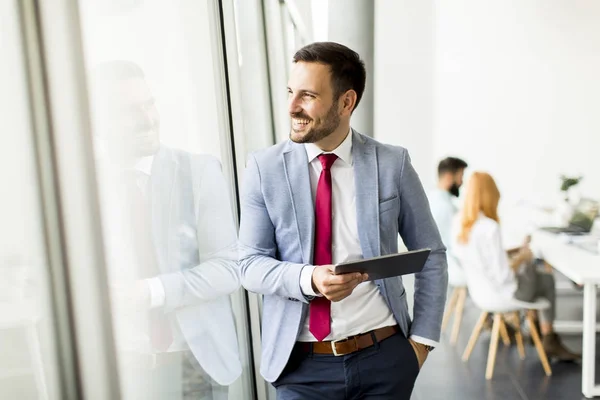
[318,153,338,170]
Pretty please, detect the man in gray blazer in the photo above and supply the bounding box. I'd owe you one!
[239,42,447,399]
[93,61,241,399]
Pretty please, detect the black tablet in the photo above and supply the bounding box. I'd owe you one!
[333,249,431,280]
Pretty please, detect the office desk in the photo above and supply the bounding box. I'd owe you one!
[531,230,600,398]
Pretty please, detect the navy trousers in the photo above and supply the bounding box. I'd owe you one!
[273,332,420,400]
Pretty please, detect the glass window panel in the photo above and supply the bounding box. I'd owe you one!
[78,1,252,399]
[282,7,296,79]
[0,1,62,399]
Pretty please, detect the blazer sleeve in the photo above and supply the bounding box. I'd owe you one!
[238,154,310,303]
[397,150,448,342]
[159,156,241,312]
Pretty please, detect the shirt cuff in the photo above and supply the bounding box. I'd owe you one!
[300,265,321,297]
[146,277,166,309]
[409,335,438,348]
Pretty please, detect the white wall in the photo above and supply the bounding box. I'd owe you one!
[374,0,435,189]
[376,0,600,240]
[434,0,600,210]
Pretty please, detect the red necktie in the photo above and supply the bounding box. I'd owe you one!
[309,153,337,341]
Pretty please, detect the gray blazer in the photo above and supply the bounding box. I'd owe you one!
[238,130,448,382]
[151,147,242,385]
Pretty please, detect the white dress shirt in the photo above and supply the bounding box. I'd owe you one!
[133,156,169,308]
[452,213,518,303]
[297,130,433,347]
[428,188,466,286]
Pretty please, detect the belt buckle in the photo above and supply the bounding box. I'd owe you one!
[331,336,358,356]
[331,338,344,356]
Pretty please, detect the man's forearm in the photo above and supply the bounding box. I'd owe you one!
[239,251,310,302]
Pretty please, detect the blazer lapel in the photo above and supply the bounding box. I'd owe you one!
[283,143,315,264]
[352,131,380,259]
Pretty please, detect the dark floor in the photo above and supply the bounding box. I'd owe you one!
[413,273,596,400]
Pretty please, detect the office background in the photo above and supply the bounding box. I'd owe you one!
[2,0,599,399]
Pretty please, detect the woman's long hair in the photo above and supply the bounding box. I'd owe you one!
[457,172,501,243]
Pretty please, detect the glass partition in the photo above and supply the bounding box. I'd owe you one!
[78,1,253,398]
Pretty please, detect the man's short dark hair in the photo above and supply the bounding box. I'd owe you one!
[438,157,468,177]
[293,42,366,111]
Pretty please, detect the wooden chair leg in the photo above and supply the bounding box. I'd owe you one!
[526,311,552,376]
[442,288,459,332]
[462,311,488,361]
[499,319,511,347]
[450,287,468,345]
[513,312,525,360]
[485,314,502,380]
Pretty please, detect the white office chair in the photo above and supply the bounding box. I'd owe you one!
[461,294,552,380]
[442,285,468,345]
[441,257,468,345]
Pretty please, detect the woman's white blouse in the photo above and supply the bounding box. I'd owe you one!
[452,214,518,304]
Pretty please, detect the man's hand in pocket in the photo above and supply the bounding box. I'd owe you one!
[408,338,429,369]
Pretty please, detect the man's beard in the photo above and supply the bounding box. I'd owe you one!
[289,103,340,144]
[449,183,460,197]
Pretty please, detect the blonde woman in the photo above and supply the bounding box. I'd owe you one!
[453,172,578,361]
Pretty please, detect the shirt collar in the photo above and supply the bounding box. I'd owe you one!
[134,155,154,176]
[304,128,353,165]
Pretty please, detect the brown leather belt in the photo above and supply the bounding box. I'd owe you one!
[299,325,399,356]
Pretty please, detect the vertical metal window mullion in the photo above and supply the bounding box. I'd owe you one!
[32,0,122,399]
[209,0,264,399]
[17,0,80,398]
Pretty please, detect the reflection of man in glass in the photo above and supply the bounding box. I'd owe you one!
[92,61,241,399]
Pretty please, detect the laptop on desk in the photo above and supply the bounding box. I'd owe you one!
[540,198,599,234]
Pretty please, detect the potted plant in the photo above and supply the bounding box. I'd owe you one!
[560,175,582,203]
[557,175,583,225]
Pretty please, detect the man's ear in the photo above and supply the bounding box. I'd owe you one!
[340,90,357,115]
